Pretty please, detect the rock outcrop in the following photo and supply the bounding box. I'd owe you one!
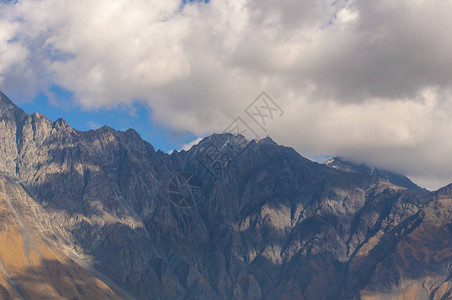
[0,91,450,299]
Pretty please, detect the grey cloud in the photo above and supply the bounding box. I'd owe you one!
[0,0,451,189]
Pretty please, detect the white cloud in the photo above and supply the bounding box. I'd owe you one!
[0,0,452,189]
[86,121,102,130]
[168,136,204,155]
[336,8,359,24]
[181,137,204,151]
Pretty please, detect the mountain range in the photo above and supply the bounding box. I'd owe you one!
[0,90,451,300]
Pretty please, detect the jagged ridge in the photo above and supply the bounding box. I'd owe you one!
[0,91,451,299]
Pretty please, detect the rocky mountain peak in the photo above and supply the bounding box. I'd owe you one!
[125,128,141,138]
[0,90,14,106]
[0,90,24,118]
[53,117,69,128]
[437,182,452,195]
[0,91,450,300]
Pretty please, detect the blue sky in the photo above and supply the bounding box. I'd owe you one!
[16,86,197,153]
[1,0,452,190]
[2,0,205,152]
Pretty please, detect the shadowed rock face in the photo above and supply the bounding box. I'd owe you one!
[0,173,125,300]
[0,91,451,299]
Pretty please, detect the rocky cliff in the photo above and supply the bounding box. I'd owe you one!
[0,91,450,299]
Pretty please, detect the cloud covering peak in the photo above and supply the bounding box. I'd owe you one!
[1,0,452,189]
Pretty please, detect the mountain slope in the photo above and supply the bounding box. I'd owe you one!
[0,173,123,300]
[359,187,452,300]
[0,90,451,299]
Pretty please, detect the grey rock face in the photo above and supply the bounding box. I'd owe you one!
[0,91,451,299]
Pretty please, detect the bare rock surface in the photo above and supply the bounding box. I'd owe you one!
[0,91,451,299]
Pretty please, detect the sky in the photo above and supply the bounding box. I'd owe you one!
[1,0,452,190]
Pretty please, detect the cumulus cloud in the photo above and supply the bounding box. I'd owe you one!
[0,0,452,189]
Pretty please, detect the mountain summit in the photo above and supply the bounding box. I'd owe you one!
[0,91,451,299]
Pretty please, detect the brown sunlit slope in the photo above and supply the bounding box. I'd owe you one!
[355,185,452,300]
[0,174,122,300]
[0,90,451,299]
